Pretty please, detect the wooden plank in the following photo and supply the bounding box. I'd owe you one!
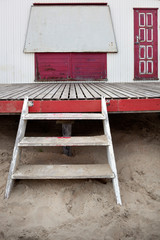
[52,84,66,99]
[1,82,160,101]
[98,83,133,98]
[108,83,147,98]
[12,164,114,179]
[112,83,160,98]
[13,84,45,99]
[43,83,61,99]
[88,83,113,98]
[84,84,101,98]
[0,84,24,97]
[5,97,28,198]
[0,84,33,99]
[101,97,122,205]
[109,83,145,98]
[23,113,105,120]
[61,84,70,99]
[1,98,160,114]
[34,84,56,99]
[129,82,160,92]
[145,83,160,90]
[74,83,85,99]
[132,83,160,96]
[18,135,109,147]
[26,84,51,99]
[69,83,77,99]
[0,82,160,100]
[79,84,93,98]
[92,83,123,98]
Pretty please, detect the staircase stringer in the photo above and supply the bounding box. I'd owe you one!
[101,97,122,205]
[5,97,28,198]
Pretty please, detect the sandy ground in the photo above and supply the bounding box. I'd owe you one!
[0,113,160,240]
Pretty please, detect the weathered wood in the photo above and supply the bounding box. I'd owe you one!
[12,164,114,179]
[79,84,93,98]
[1,82,160,100]
[27,84,51,99]
[69,84,77,99]
[102,97,122,205]
[35,84,55,99]
[91,83,120,98]
[5,97,28,198]
[99,83,128,98]
[52,84,66,99]
[84,84,101,98]
[74,84,85,99]
[23,113,105,120]
[106,84,141,98]
[61,84,70,99]
[15,84,45,99]
[5,95,123,205]
[43,84,60,99]
[0,85,32,99]
[18,135,109,147]
[110,83,158,98]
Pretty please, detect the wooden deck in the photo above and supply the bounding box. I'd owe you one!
[0,82,160,100]
[0,82,160,113]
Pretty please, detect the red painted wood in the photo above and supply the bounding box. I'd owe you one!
[35,53,70,80]
[134,9,158,80]
[33,3,108,6]
[35,53,107,81]
[71,53,107,80]
[1,99,160,113]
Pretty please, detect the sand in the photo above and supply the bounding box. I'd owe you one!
[0,113,160,240]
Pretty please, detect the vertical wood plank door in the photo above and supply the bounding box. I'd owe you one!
[134,9,158,80]
[35,53,107,81]
[35,53,70,80]
[71,53,107,80]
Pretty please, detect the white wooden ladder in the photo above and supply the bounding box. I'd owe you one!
[5,96,122,205]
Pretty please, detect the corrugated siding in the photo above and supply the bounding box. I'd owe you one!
[107,0,160,83]
[0,0,160,83]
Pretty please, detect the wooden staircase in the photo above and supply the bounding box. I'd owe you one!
[5,97,122,205]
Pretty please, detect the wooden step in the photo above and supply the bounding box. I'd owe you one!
[23,113,105,120]
[18,135,109,147]
[12,164,114,179]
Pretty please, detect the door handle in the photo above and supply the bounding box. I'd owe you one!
[136,35,139,43]
[135,35,140,45]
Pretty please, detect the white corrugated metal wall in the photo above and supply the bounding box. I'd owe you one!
[0,0,160,83]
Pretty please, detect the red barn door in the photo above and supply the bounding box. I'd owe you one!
[134,9,158,80]
[35,53,107,81]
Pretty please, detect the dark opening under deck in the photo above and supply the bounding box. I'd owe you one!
[0,82,160,113]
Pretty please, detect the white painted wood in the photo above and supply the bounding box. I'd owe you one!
[12,164,114,179]
[5,95,122,205]
[5,97,28,198]
[102,97,122,205]
[0,0,160,83]
[24,5,117,53]
[23,113,105,120]
[18,135,109,147]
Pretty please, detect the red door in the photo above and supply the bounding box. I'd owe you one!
[35,53,107,81]
[134,9,158,80]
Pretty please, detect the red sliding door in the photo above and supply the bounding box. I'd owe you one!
[134,9,158,80]
[35,53,107,81]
